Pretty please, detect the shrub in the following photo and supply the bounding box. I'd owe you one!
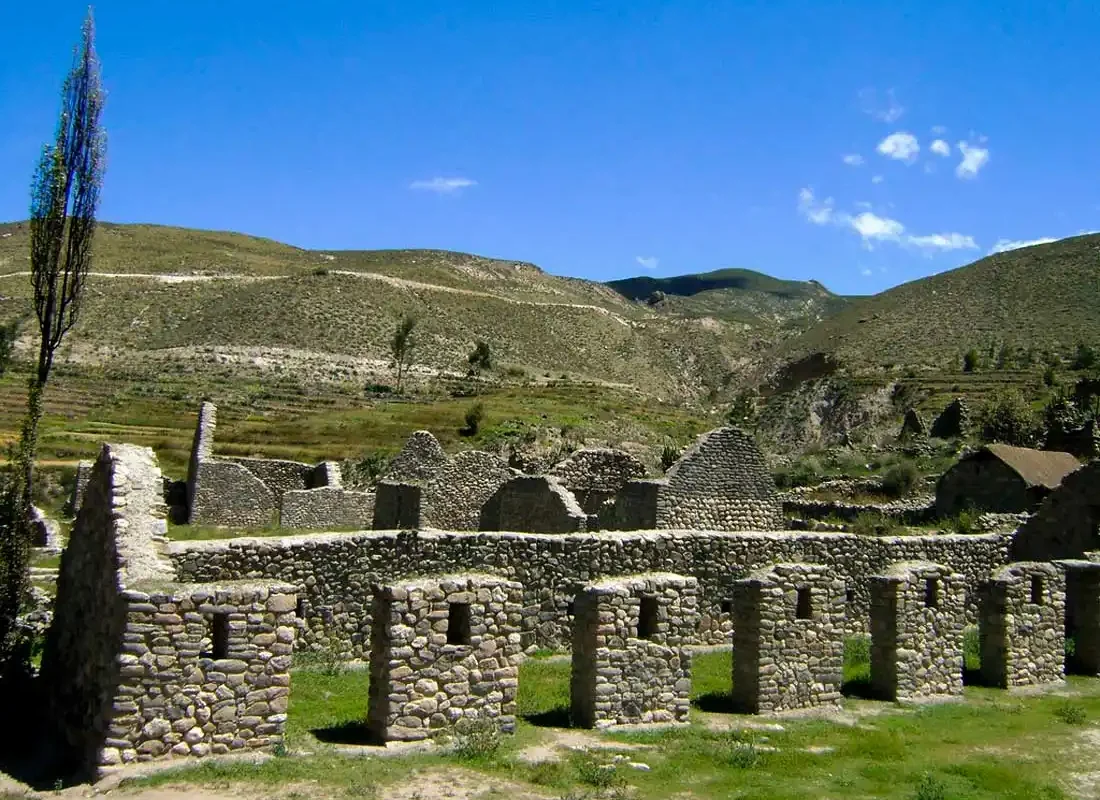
[341,450,391,488]
[721,730,762,769]
[461,402,485,436]
[773,457,822,489]
[881,460,920,498]
[452,717,502,759]
[1073,342,1098,370]
[312,267,329,276]
[1043,365,1058,387]
[963,349,979,372]
[851,511,902,537]
[1054,700,1087,725]
[660,445,681,472]
[467,340,493,374]
[571,749,626,791]
[913,774,947,800]
[977,391,1040,447]
[946,509,979,535]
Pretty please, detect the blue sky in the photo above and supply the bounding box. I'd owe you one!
[2,1,1098,295]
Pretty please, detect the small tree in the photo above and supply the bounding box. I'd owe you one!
[467,340,492,375]
[962,349,979,373]
[461,402,485,436]
[1073,342,1098,371]
[977,391,1039,447]
[1,10,105,684]
[390,314,416,393]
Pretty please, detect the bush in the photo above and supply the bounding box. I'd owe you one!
[1073,342,1098,370]
[977,391,1040,447]
[461,402,485,436]
[881,460,920,498]
[570,749,626,791]
[946,509,979,535]
[913,774,947,800]
[660,445,681,472]
[773,457,822,489]
[720,730,763,769]
[1054,700,1087,725]
[341,450,391,488]
[452,717,502,759]
[312,267,329,276]
[963,349,979,372]
[851,511,903,537]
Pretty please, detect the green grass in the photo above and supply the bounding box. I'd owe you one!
[121,650,1100,800]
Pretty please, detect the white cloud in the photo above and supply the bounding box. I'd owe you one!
[931,125,947,135]
[907,232,979,251]
[797,188,978,252]
[871,174,885,184]
[930,139,951,157]
[635,256,659,270]
[860,268,873,277]
[956,141,990,179]
[409,176,477,194]
[842,153,864,166]
[989,237,1057,254]
[876,132,920,163]
[859,88,905,123]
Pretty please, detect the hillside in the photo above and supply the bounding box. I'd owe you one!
[764,234,1100,377]
[607,268,851,329]
[0,221,774,400]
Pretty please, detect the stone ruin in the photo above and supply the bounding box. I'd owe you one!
[609,427,783,531]
[1011,460,1100,562]
[570,574,696,728]
[898,408,927,441]
[930,397,969,440]
[372,481,422,529]
[66,459,93,516]
[367,574,524,742]
[1060,558,1100,675]
[40,442,297,778]
[979,562,1066,688]
[731,563,845,713]
[870,562,966,701]
[479,475,595,533]
[548,448,647,515]
[185,402,372,529]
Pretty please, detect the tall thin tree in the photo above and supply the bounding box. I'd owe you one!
[0,10,105,681]
[391,314,417,393]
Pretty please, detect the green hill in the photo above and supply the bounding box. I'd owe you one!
[606,268,850,328]
[765,234,1100,376]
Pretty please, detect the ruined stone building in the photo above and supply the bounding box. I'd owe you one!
[935,443,1080,517]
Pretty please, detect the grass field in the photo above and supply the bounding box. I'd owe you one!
[114,648,1100,800]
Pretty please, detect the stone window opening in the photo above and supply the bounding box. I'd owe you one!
[795,587,812,620]
[845,589,856,604]
[638,595,658,640]
[202,613,230,659]
[566,600,575,616]
[720,600,733,614]
[924,578,940,609]
[1030,575,1045,605]
[296,597,306,619]
[447,603,472,646]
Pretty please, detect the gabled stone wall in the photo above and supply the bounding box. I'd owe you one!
[478,475,592,533]
[570,574,696,728]
[367,574,523,742]
[870,561,966,701]
[422,450,514,530]
[979,562,1065,687]
[384,430,449,484]
[549,449,647,515]
[731,563,845,713]
[280,487,374,529]
[373,482,422,529]
[1012,461,1100,562]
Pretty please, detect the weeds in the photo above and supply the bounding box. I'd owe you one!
[1053,701,1087,725]
[912,773,947,800]
[451,717,502,760]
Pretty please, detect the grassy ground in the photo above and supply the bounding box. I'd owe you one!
[118,647,1097,800]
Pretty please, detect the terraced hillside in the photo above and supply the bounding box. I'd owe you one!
[0,221,780,400]
[765,234,1100,376]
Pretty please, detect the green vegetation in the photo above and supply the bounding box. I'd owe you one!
[119,650,1100,800]
[881,459,920,498]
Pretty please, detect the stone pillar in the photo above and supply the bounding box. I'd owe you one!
[1057,559,1100,675]
[367,574,523,742]
[731,563,844,714]
[570,573,696,728]
[978,562,1065,688]
[186,401,217,523]
[870,562,966,701]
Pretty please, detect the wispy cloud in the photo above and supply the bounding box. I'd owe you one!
[871,174,885,184]
[876,132,920,163]
[989,237,1057,254]
[931,125,947,135]
[842,153,864,166]
[956,141,990,179]
[860,268,873,277]
[930,139,951,157]
[409,176,477,194]
[798,188,978,252]
[859,88,905,123]
[635,256,659,270]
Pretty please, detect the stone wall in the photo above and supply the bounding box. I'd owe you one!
[41,442,296,778]
[169,529,1011,658]
[185,401,217,517]
[190,461,276,527]
[731,563,845,713]
[367,574,523,742]
[225,457,313,500]
[570,574,695,728]
[1060,559,1100,675]
[422,450,514,530]
[280,487,374,529]
[385,430,449,484]
[869,562,966,701]
[930,398,969,439]
[549,449,647,515]
[1012,461,1100,562]
[936,456,1031,517]
[979,562,1065,688]
[609,480,662,531]
[67,459,93,516]
[310,461,343,488]
[373,482,422,529]
[479,475,592,533]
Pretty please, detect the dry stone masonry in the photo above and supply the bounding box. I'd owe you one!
[1012,461,1100,562]
[570,574,696,728]
[869,562,966,701]
[548,448,647,515]
[384,430,449,484]
[479,475,594,533]
[67,459,93,516]
[1060,559,1100,675]
[979,562,1066,688]
[367,574,524,742]
[280,486,374,529]
[41,442,297,779]
[373,482,422,529]
[421,450,515,530]
[731,563,845,713]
